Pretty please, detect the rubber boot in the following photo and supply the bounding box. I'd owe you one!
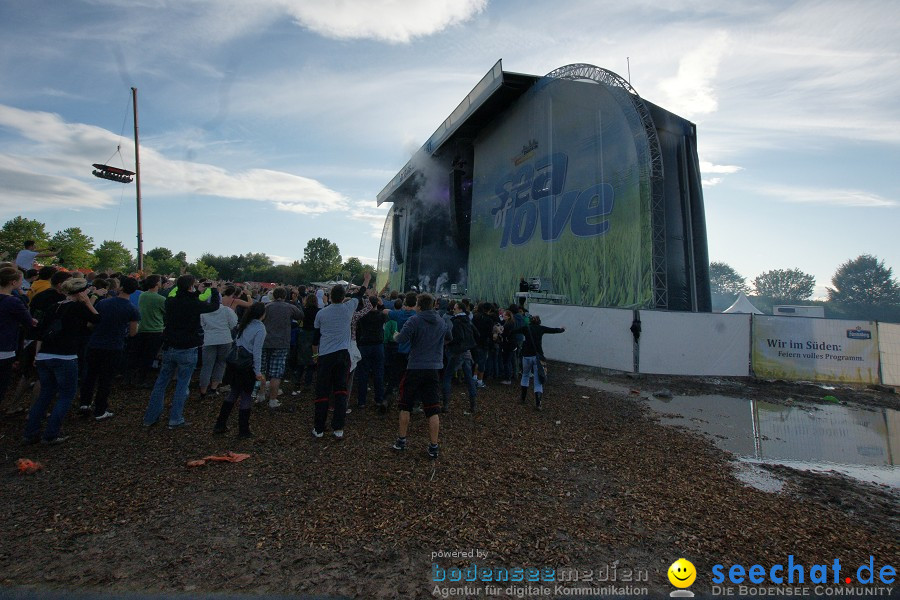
[212,401,234,434]
[469,396,477,414]
[237,408,253,438]
[535,392,543,411]
[520,386,528,404]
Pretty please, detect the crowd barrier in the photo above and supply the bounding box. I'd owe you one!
[531,303,899,386]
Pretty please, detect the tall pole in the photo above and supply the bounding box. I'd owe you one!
[132,87,144,272]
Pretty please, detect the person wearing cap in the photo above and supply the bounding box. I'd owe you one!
[24,277,99,445]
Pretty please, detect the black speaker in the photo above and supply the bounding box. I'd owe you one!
[392,209,404,265]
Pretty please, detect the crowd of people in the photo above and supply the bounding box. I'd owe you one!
[0,241,565,458]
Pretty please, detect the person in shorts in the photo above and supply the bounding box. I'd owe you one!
[391,293,452,459]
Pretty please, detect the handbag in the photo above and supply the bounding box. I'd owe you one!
[225,342,253,371]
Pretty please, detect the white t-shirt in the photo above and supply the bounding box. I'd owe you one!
[15,249,38,271]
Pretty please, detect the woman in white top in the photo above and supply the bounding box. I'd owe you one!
[199,300,238,398]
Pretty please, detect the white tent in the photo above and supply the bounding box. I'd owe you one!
[723,292,763,314]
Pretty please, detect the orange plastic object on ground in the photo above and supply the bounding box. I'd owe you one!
[185,451,251,468]
[16,459,43,474]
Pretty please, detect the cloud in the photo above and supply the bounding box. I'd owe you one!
[346,199,390,238]
[700,161,742,174]
[658,30,730,118]
[0,104,348,215]
[759,185,897,208]
[277,0,487,43]
[702,177,722,187]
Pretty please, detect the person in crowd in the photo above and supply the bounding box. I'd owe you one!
[20,269,38,295]
[15,240,57,274]
[471,302,495,389]
[311,272,370,439]
[133,275,166,387]
[380,299,401,414]
[199,287,239,398]
[0,267,35,408]
[142,275,220,429]
[295,293,319,390]
[24,277,99,444]
[315,287,325,309]
[382,292,417,403]
[88,278,108,306]
[26,265,56,302]
[213,302,266,438]
[79,277,141,420]
[261,287,302,410]
[391,293,452,459]
[354,293,387,410]
[499,308,519,385]
[29,270,72,324]
[441,300,479,414]
[511,314,565,410]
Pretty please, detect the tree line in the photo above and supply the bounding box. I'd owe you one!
[709,257,900,322]
[0,216,374,285]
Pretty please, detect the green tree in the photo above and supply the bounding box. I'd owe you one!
[827,255,900,319]
[50,227,96,270]
[94,240,134,273]
[302,237,342,282]
[145,247,187,276]
[0,216,51,260]
[188,259,219,280]
[753,268,815,301]
[709,261,750,296]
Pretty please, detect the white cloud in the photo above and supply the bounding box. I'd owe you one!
[0,104,348,215]
[759,185,897,208]
[700,161,742,174]
[702,177,722,187]
[277,0,487,44]
[658,30,730,118]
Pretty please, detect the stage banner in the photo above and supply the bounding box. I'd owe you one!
[533,303,634,372]
[752,316,880,384]
[468,77,652,307]
[639,311,750,376]
[877,322,900,387]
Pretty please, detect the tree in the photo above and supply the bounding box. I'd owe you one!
[0,216,51,260]
[753,268,815,301]
[94,240,134,273]
[188,260,219,280]
[302,237,342,282]
[145,247,186,276]
[709,261,750,296]
[50,227,95,270]
[828,254,900,311]
[340,257,374,284]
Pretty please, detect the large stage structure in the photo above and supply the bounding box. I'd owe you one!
[376,60,711,311]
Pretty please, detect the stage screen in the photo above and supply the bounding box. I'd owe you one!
[468,78,653,307]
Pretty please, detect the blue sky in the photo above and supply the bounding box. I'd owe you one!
[0,0,897,298]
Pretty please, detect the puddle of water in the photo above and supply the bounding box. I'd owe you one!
[574,377,900,489]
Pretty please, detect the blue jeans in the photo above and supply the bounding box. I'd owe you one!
[143,347,198,427]
[520,355,543,393]
[442,352,476,403]
[26,358,78,441]
[355,343,384,407]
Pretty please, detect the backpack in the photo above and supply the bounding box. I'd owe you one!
[39,302,66,343]
[450,315,477,353]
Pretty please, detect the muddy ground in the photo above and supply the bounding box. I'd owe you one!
[1,364,897,599]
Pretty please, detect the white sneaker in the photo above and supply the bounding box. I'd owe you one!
[269,400,282,409]
[312,428,324,438]
[94,411,114,421]
[333,430,344,440]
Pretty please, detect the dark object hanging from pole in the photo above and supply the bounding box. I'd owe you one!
[91,164,134,183]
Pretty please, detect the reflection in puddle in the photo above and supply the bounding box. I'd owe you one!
[574,377,900,489]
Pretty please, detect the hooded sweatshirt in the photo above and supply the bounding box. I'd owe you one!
[394,309,452,370]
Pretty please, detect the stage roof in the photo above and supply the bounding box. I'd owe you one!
[376,59,537,206]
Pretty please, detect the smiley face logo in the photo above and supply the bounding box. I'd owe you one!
[668,558,696,588]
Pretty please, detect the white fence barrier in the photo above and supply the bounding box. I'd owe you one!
[531,303,634,372]
[531,304,898,386]
[638,311,751,377]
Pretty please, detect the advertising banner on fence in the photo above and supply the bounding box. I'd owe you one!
[877,322,900,387]
[752,316,880,383]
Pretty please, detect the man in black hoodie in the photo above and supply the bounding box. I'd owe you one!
[142,274,220,428]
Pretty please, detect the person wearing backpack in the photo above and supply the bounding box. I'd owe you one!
[24,277,99,445]
[441,301,479,414]
[213,302,266,437]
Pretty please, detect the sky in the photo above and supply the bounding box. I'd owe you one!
[0,0,898,298]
